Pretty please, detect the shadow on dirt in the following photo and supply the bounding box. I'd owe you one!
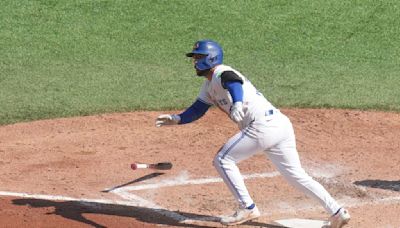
[354,179,400,192]
[101,172,165,193]
[12,198,208,228]
[11,172,283,228]
[12,199,279,228]
[11,198,282,228]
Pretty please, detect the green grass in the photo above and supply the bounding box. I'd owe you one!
[1,0,399,125]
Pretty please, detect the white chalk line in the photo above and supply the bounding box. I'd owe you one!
[0,171,280,225]
[108,171,281,223]
[1,190,399,212]
[0,190,188,222]
[1,171,400,224]
[0,190,146,207]
[114,188,188,222]
[112,171,281,192]
[0,190,189,222]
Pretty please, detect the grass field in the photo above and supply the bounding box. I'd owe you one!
[1,0,399,125]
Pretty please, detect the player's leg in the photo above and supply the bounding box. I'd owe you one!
[213,130,261,225]
[213,130,260,208]
[264,115,342,215]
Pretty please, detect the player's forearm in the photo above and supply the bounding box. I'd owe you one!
[178,99,211,124]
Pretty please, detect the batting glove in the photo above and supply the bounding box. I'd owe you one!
[156,114,181,127]
[229,102,244,123]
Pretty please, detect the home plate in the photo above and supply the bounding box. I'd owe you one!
[273,218,329,228]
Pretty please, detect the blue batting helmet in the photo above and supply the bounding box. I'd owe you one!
[186,40,223,71]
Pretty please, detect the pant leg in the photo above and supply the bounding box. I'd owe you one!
[264,115,341,214]
[213,130,261,208]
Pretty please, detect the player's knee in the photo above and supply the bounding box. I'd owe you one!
[213,154,234,169]
[213,155,222,168]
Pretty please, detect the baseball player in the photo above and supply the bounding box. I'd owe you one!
[156,40,350,227]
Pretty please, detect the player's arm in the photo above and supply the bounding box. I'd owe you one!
[221,71,245,123]
[178,99,211,124]
[156,99,211,127]
[221,71,244,102]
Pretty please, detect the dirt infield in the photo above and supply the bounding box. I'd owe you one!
[0,108,399,227]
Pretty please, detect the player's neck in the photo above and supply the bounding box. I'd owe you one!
[206,67,216,81]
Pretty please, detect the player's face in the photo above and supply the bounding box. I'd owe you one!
[192,54,209,76]
[192,54,206,66]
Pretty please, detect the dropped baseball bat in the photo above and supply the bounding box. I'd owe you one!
[131,162,173,170]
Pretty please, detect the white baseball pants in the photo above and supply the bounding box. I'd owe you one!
[213,112,341,215]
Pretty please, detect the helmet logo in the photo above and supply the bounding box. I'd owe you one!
[193,42,199,50]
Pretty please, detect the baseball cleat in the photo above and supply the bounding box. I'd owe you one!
[220,205,260,226]
[329,208,350,228]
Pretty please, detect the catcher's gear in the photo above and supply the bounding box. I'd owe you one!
[186,39,223,71]
[156,114,180,127]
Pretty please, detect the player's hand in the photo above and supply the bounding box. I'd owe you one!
[229,102,244,123]
[156,114,181,127]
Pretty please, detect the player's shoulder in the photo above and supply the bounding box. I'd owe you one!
[212,65,236,83]
[215,65,245,80]
[214,64,235,78]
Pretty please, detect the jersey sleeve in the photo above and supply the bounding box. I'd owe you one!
[220,71,244,89]
[224,81,243,103]
[178,99,211,124]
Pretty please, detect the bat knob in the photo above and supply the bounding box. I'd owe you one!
[130,163,137,170]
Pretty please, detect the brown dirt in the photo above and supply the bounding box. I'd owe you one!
[0,108,399,227]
